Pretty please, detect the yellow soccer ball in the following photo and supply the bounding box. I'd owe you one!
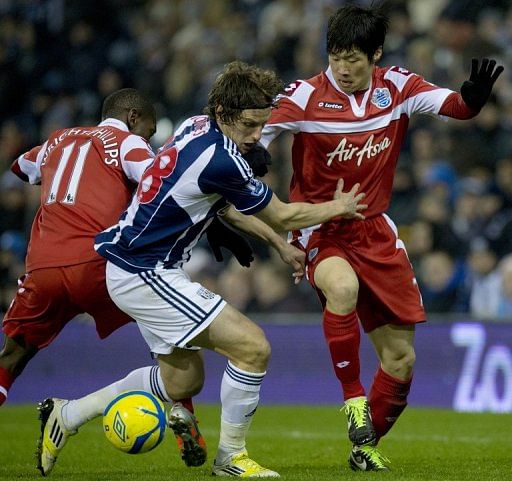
[103,390,167,454]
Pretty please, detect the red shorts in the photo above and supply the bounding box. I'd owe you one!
[2,258,133,349]
[305,214,426,333]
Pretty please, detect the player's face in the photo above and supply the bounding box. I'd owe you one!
[328,48,381,94]
[131,112,157,141]
[219,108,271,154]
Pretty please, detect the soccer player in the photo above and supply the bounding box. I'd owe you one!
[259,4,504,471]
[0,89,217,475]
[45,60,367,478]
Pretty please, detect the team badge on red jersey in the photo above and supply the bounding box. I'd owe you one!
[308,247,319,262]
[371,88,391,109]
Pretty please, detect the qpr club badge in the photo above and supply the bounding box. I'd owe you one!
[308,247,319,262]
[371,88,391,109]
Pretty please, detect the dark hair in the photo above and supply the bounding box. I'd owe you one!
[101,88,155,120]
[205,61,284,124]
[327,4,389,61]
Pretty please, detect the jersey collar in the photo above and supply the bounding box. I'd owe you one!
[98,118,129,131]
[325,66,374,118]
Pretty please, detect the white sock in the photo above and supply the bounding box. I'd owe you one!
[216,361,265,463]
[62,365,170,431]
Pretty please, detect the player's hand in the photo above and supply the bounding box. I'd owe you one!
[276,242,306,284]
[334,179,367,220]
[460,58,504,111]
[206,217,254,267]
[243,144,272,177]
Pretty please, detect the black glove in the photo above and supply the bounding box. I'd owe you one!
[460,58,504,111]
[243,144,271,177]
[206,217,254,267]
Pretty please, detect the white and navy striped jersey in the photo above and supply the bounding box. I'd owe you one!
[95,115,273,273]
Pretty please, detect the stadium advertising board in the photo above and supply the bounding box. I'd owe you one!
[4,320,512,412]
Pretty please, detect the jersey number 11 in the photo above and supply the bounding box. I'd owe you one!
[45,140,92,205]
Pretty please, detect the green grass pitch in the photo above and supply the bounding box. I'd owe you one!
[0,404,510,480]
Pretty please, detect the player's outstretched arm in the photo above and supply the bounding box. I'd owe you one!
[254,180,367,232]
[460,58,504,112]
[223,208,305,283]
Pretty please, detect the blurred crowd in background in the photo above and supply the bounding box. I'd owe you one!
[1,0,512,320]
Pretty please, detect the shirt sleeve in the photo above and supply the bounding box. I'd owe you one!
[11,142,47,184]
[200,146,273,215]
[260,80,310,148]
[385,67,454,117]
[438,92,478,119]
[120,134,155,183]
[405,77,454,116]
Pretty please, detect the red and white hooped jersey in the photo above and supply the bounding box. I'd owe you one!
[11,118,154,271]
[261,65,474,219]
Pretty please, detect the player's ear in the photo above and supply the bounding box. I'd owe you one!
[126,108,140,130]
[373,47,383,63]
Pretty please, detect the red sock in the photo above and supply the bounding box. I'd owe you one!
[0,367,14,406]
[175,397,194,414]
[322,309,365,401]
[369,366,412,441]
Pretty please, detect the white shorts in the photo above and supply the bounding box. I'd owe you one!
[106,261,226,355]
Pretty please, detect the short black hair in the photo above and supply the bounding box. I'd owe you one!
[205,61,284,124]
[101,88,155,120]
[327,4,389,61]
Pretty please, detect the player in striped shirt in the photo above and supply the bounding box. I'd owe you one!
[260,4,504,471]
[63,60,366,478]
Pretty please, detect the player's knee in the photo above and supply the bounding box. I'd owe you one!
[382,348,416,379]
[324,278,358,310]
[237,335,271,372]
[257,337,272,365]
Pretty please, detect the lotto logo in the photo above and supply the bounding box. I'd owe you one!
[318,101,343,110]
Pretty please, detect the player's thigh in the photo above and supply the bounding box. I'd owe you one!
[67,259,133,339]
[191,303,270,364]
[106,262,226,354]
[368,324,416,365]
[2,269,80,349]
[85,289,134,340]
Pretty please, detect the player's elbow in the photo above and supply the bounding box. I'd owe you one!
[264,209,296,232]
[258,197,303,232]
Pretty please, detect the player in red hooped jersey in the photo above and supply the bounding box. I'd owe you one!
[260,4,504,471]
[1,90,156,384]
[1,89,156,390]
